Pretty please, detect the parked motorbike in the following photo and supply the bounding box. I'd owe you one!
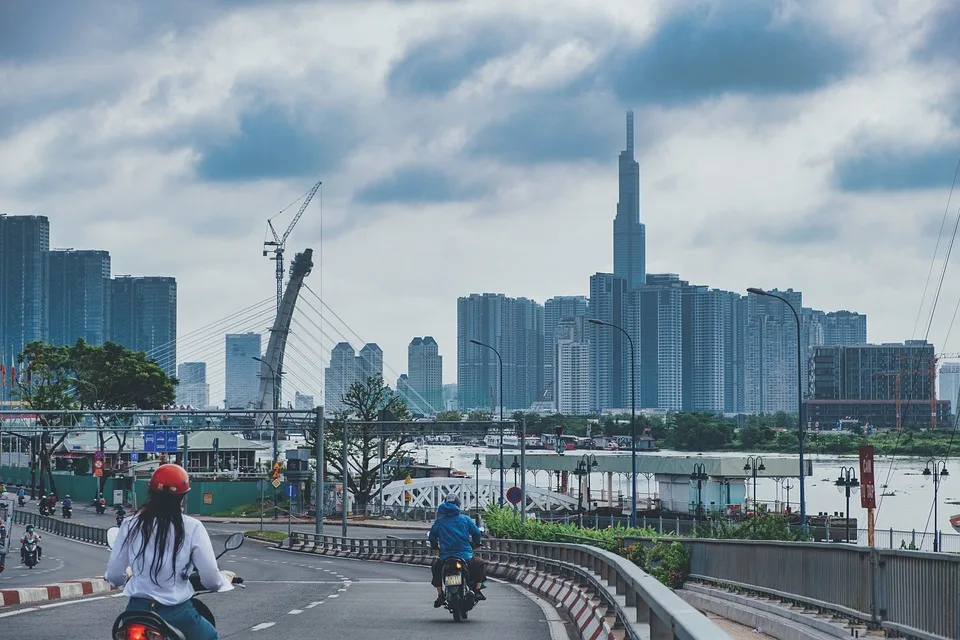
[21,539,39,569]
[107,528,245,640]
[441,557,478,622]
[62,504,72,519]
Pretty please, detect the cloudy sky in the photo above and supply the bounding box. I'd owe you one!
[2,0,959,400]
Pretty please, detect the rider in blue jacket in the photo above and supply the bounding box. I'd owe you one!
[428,495,486,607]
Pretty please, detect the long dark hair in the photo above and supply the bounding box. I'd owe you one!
[130,491,186,584]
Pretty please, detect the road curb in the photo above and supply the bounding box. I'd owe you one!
[0,577,116,607]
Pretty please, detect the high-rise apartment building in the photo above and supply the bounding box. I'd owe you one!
[939,363,960,416]
[0,215,49,367]
[457,293,544,412]
[294,391,315,410]
[744,288,802,413]
[613,111,646,289]
[176,361,209,408]
[633,274,684,411]
[358,343,383,383]
[822,311,867,346]
[325,342,357,412]
[589,273,629,412]
[407,336,443,415]
[110,276,177,377]
[544,296,588,402]
[555,316,591,415]
[47,249,111,347]
[225,333,261,410]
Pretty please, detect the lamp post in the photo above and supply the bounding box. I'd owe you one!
[834,466,859,543]
[923,459,949,552]
[690,463,708,524]
[469,339,504,506]
[743,456,765,512]
[511,455,520,487]
[574,454,598,527]
[747,287,806,532]
[253,356,281,519]
[472,453,482,524]
[784,479,794,513]
[586,318,637,528]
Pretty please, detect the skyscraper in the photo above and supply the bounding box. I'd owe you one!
[589,273,629,412]
[939,363,960,416]
[681,286,725,412]
[544,296,588,403]
[294,391,315,410]
[0,215,49,367]
[176,362,209,408]
[407,336,443,415]
[822,310,867,346]
[744,288,802,413]
[555,316,591,415]
[47,249,111,347]
[358,343,383,383]
[325,342,357,412]
[225,333,261,409]
[110,276,177,377]
[613,111,646,290]
[634,274,684,411]
[457,293,544,412]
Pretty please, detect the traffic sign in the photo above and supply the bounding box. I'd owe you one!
[271,461,282,480]
[271,478,281,489]
[506,486,522,505]
[130,452,139,462]
[286,484,297,498]
[94,450,104,461]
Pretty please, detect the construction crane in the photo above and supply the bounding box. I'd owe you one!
[263,179,322,312]
[873,370,927,432]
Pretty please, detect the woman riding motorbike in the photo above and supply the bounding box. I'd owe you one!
[105,464,235,640]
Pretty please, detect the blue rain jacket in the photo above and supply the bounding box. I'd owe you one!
[428,502,482,561]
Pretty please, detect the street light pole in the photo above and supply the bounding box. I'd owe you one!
[690,463,708,525]
[748,288,806,532]
[470,339,504,506]
[587,318,637,528]
[253,356,281,519]
[835,466,859,543]
[472,454,482,524]
[743,456,765,512]
[923,459,949,552]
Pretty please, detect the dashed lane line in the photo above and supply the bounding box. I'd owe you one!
[251,622,276,631]
[306,601,323,608]
[287,609,304,615]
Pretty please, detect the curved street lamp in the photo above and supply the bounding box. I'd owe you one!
[834,466,859,543]
[923,459,949,552]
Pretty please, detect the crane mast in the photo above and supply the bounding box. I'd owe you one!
[263,179,322,312]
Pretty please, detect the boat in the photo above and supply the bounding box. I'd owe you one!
[484,434,541,449]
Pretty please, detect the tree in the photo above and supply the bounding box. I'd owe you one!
[314,376,412,513]
[467,410,492,422]
[436,410,462,423]
[12,342,80,498]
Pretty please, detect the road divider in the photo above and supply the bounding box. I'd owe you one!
[0,577,116,607]
[12,511,108,546]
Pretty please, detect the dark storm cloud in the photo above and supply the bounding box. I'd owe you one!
[196,104,358,182]
[833,147,960,192]
[386,22,527,97]
[606,0,857,106]
[354,166,485,204]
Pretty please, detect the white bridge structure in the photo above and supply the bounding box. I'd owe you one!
[379,477,578,512]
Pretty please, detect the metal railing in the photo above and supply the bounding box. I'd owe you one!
[616,536,959,640]
[12,510,108,546]
[283,532,730,640]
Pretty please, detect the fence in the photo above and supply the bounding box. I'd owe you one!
[12,510,108,546]
[283,532,729,640]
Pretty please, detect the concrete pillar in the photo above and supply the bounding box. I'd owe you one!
[607,472,613,509]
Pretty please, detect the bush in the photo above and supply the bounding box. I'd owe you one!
[483,507,659,552]
[647,541,690,589]
[621,542,647,569]
[692,513,810,541]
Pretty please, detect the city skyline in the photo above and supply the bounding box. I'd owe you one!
[3,2,960,393]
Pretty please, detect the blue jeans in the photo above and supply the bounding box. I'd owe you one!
[126,597,218,640]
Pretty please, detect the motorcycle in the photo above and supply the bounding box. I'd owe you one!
[441,557,478,622]
[22,539,39,569]
[17,495,25,507]
[95,500,107,515]
[107,528,245,640]
[62,504,72,519]
[39,503,53,516]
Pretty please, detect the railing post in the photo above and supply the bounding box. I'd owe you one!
[650,611,672,640]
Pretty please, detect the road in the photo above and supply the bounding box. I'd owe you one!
[0,534,562,640]
[1,532,109,588]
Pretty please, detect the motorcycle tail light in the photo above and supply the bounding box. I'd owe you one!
[116,624,165,640]
[455,562,462,569]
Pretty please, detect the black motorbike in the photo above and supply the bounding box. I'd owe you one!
[17,495,25,507]
[441,557,478,622]
[39,503,53,516]
[108,530,245,640]
[61,504,72,519]
[21,539,39,569]
[95,500,106,515]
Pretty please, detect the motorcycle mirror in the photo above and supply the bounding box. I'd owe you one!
[224,532,244,552]
[106,526,120,550]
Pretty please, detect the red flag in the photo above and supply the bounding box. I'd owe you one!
[0,364,5,387]
[10,366,15,384]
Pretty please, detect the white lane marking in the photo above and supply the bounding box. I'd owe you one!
[306,601,323,608]
[509,583,570,640]
[328,594,339,599]
[251,622,276,631]
[0,594,114,618]
[288,609,304,615]
[338,588,346,592]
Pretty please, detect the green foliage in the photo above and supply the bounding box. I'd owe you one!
[70,340,176,411]
[621,542,647,568]
[692,514,810,541]
[245,530,287,542]
[466,410,492,422]
[647,541,690,589]
[483,507,658,554]
[436,410,462,422]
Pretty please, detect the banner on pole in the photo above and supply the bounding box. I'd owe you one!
[859,445,876,509]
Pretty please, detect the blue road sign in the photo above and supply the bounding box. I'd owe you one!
[166,431,178,452]
[143,431,156,452]
[506,486,522,505]
[286,483,297,498]
[154,431,167,453]
[130,452,139,462]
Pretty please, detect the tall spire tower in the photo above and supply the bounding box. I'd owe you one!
[613,110,646,289]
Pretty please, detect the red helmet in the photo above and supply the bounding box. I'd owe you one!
[149,464,191,495]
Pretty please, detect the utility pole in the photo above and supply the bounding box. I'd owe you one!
[315,407,324,536]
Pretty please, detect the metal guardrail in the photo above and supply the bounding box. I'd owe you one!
[284,532,730,640]
[12,510,108,546]
[617,536,958,640]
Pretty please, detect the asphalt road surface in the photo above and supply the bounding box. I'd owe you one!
[0,531,109,588]
[0,537,562,640]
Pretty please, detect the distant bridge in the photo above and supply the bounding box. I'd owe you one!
[379,477,578,512]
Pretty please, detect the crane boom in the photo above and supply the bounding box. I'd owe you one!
[262,179,322,314]
[281,180,321,245]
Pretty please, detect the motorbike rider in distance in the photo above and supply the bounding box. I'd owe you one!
[105,464,234,640]
[428,494,486,608]
[20,525,41,563]
[62,495,72,515]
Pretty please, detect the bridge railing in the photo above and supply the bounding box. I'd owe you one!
[619,536,958,640]
[12,510,108,546]
[285,531,730,640]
